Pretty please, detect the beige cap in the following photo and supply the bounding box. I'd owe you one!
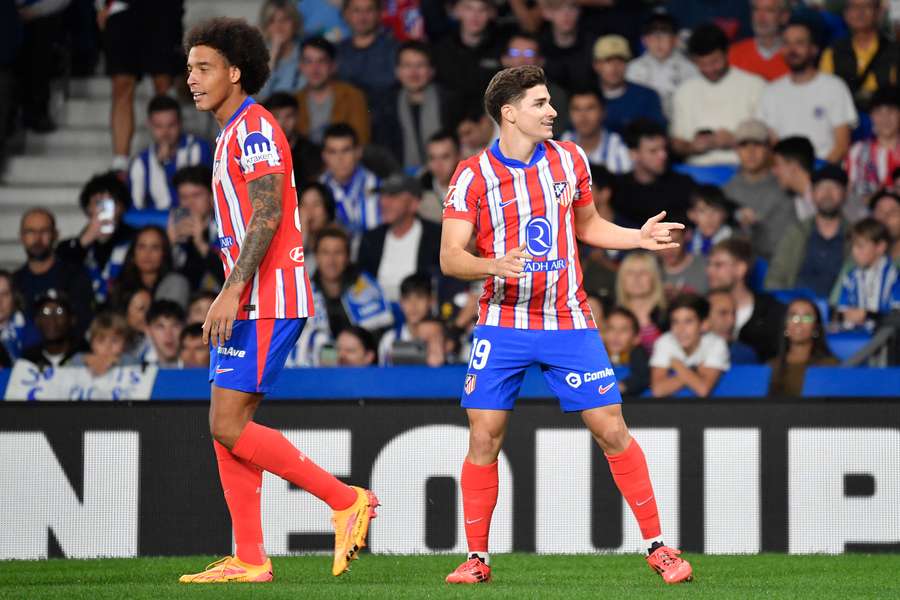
[593,35,632,61]
[734,119,769,144]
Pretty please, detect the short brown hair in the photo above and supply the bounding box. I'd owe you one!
[314,224,350,254]
[711,237,753,267]
[851,217,890,245]
[88,312,129,343]
[483,65,548,125]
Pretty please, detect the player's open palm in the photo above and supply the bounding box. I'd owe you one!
[639,211,684,251]
[491,243,532,279]
[203,289,241,347]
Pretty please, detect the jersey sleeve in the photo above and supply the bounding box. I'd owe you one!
[571,143,593,208]
[234,110,288,183]
[442,161,481,224]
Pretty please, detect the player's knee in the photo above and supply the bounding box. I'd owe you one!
[593,421,630,454]
[210,418,241,449]
[468,428,502,462]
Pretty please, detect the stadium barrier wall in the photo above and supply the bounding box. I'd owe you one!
[2,399,899,559]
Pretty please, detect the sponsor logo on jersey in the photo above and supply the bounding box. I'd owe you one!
[219,236,234,248]
[241,131,278,167]
[289,246,305,263]
[465,374,477,395]
[525,217,553,257]
[522,258,567,273]
[216,346,247,358]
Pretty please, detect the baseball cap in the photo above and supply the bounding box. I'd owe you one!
[811,164,848,187]
[734,119,769,145]
[593,35,631,61]
[376,173,423,197]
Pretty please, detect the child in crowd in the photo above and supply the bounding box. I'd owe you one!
[71,312,136,377]
[650,293,730,397]
[186,291,217,326]
[143,300,185,367]
[835,218,900,328]
[687,184,734,256]
[379,273,434,364]
[604,307,650,396]
[178,323,209,368]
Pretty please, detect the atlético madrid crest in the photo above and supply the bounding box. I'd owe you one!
[465,374,477,395]
[553,181,573,206]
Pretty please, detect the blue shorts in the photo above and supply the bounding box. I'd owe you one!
[209,318,305,394]
[461,325,622,413]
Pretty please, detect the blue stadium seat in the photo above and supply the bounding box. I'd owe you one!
[748,258,768,293]
[124,209,169,229]
[802,366,900,396]
[826,329,872,362]
[769,288,829,322]
[639,365,771,398]
[672,163,737,186]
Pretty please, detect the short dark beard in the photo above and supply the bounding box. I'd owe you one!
[26,247,53,262]
[817,207,842,219]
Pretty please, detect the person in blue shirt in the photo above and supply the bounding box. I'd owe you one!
[592,34,665,134]
[836,217,900,328]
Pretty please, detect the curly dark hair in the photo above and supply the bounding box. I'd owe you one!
[184,17,270,96]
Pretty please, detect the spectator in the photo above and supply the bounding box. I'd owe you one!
[766,165,851,296]
[772,135,816,221]
[336,326,378,366]
[0,271,34,362]
[296,36,370,145]
[432,0,503,116]
[870,189,900,261]
[311,226,394,336]
[500,32,570,136]
[560,88,631,173]
[15,0,67,132]
[419,129,460,222]
[846,86,900,203]
[593,34,666,134]
[69,312,136,377]
[757,21,857,163]
[98,0,183,172]
[612,118,694,227]
[123,288,151,360]
[725,119,797,260]
[178,323,209,368]
[707,237,784,361]
[457,108,497,158]
[626,11,699,119]
[728,0,790,82]
[57,172,136,304]
[580,165,619,299]
[111,226,190,311]
[660,228,708,298]
[298,0,350,41]
[337,0,398,146]
[416,317,451,366]
[186,290,216,326]
[768,298,837,395]
[650,293,730,397]
[262,92,324,183]
[820,0,900,111]
[687,185,735,256]
[143,300,184,367]
[706,287,759,364]
[378,272,433,363]
[20,291,87,371]
[359,175,442,301]
[319,123,382,248]
[298,181,337,276]
[537,0,594,95]
[14,208,94,337]
[835,218,900,328]
[258,0,306,99]
[671,23,765,165]
[615,251,667,353]
[128,95,213,210]
[603,306,650,396]
[168,166,223,290]
[390,41,458,170]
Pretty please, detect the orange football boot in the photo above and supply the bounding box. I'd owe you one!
[331,486,379,576]
[178,556,273,583]
[445,557,492,584]
[646,543,693,584]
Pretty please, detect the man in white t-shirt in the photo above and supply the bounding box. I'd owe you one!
[357,174,442,302]
[649,293,730,397]
[671,23,765,166]
[757,21,858,163]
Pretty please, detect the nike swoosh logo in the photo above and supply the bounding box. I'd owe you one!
[498,198,517,208]
[465,518,483,525]
[215,368,235,374]
[598,382,615,395]
[636,496,654,507]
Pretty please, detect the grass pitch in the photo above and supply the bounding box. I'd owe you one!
[2,553,898,599]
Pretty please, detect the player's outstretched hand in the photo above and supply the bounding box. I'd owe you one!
[639,211,684,251]
[490,243,532,279]
[203,288,241,348]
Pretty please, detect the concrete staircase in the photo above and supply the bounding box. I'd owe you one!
[0,0,263,270]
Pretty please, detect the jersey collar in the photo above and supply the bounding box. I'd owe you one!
[223,96,255,130]
[489,138,546,168]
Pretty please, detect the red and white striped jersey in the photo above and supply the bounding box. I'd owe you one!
[443,139,597,330]
[212,97,314,321]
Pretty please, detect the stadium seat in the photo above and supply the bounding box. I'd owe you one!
[748,258,768,293]
[826,329,872,362]
[769,288,829,323]
[672,163,737,186]
[802,366,900,396]
[639,365,771,398]
[124,208,169,229]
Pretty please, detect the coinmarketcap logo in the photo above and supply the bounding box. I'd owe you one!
[565,372,582,388]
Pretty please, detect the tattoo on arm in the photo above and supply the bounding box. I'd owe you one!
[224,173,283,290]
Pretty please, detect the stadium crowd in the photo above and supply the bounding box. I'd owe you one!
[2,0,900,396]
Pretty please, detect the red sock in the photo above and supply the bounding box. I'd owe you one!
[214,441,266,565]
[605,439,661,539]
[231,421,357,510]
[461,460,498,553]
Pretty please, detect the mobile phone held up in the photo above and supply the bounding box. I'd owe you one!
[98,197,116,235]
